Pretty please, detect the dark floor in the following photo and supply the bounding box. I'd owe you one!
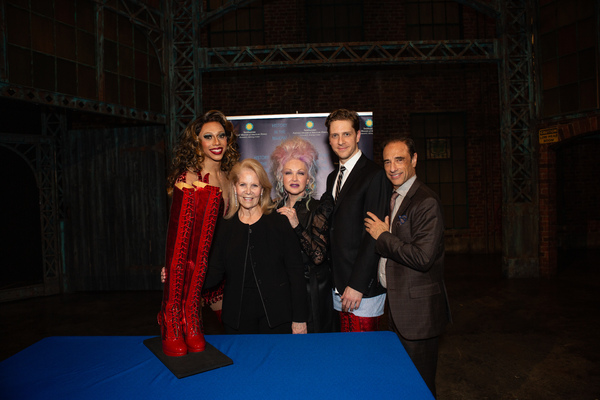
[1,253,599,399]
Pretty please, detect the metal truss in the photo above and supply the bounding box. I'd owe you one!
[165,0,201,155]
[200,40,499,71]
[499,1,537,204]
[0,1,6,83]
[498,0,539,277]
[1,1,167,125]
[164,0,257,150]
[0,125,61,300]
[39,110,65,294]
[95,0,166,73]
[0,84,166,125]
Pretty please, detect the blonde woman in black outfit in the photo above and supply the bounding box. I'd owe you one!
[204,159,308,334]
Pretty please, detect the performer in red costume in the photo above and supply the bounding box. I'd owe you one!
[158,110,239,357]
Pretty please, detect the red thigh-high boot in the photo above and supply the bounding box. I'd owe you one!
[340,312,380,332]
[158,182,196,357]
[182,182,222,353]
[203,286,224,324]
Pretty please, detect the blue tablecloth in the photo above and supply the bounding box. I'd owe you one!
[0,331,433,399]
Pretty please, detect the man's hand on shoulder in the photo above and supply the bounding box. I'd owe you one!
[364,212,389,241]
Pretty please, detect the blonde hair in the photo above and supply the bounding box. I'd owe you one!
[225,159,276,219]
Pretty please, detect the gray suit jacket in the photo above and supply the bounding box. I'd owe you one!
[375,179,451,340]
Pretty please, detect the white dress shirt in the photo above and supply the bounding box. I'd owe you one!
[331,150,362,198]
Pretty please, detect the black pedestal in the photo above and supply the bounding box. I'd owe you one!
[143,336,233,379]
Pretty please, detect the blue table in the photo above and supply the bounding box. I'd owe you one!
[0,332,434,399]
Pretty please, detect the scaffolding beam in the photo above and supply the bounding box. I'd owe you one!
[200,40,500,71]
[498,0,539,278]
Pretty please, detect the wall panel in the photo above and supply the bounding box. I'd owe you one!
[63,126,168,291]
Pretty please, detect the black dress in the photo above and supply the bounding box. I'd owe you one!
[277,192,336,333]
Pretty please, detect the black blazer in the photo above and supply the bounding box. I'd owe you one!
[205,212,308,329]
[375,179,451,340]
[326,153,391,298]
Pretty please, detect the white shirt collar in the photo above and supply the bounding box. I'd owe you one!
[395,174,417,197]
[332,150,362,198]
[339,149,362,174]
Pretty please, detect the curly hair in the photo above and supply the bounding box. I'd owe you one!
[325,109,360,135]
[225,159,276,219]
[270,137,318,208]
[167,110,240,194]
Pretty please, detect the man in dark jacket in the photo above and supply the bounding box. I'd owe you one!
[325,109,390,332]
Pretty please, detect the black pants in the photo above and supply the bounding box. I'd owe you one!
[223,286,291,334]
[389,311,439,398]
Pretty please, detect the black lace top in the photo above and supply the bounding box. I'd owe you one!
[277,192,334,269]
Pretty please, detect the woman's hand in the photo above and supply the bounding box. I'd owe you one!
[161,267,166,283]
[292,322,308,334]
[277,206,299,228]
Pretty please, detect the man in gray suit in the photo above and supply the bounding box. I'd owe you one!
[364,136,451,398]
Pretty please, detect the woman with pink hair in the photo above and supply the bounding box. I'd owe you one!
[271,137,336,332]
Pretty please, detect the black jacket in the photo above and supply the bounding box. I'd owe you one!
[326,153,391,298]
[205,212,308,329]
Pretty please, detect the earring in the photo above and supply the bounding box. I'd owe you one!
[234,191,238,207]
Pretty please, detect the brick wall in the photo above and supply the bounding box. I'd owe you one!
[538,113,600,276]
